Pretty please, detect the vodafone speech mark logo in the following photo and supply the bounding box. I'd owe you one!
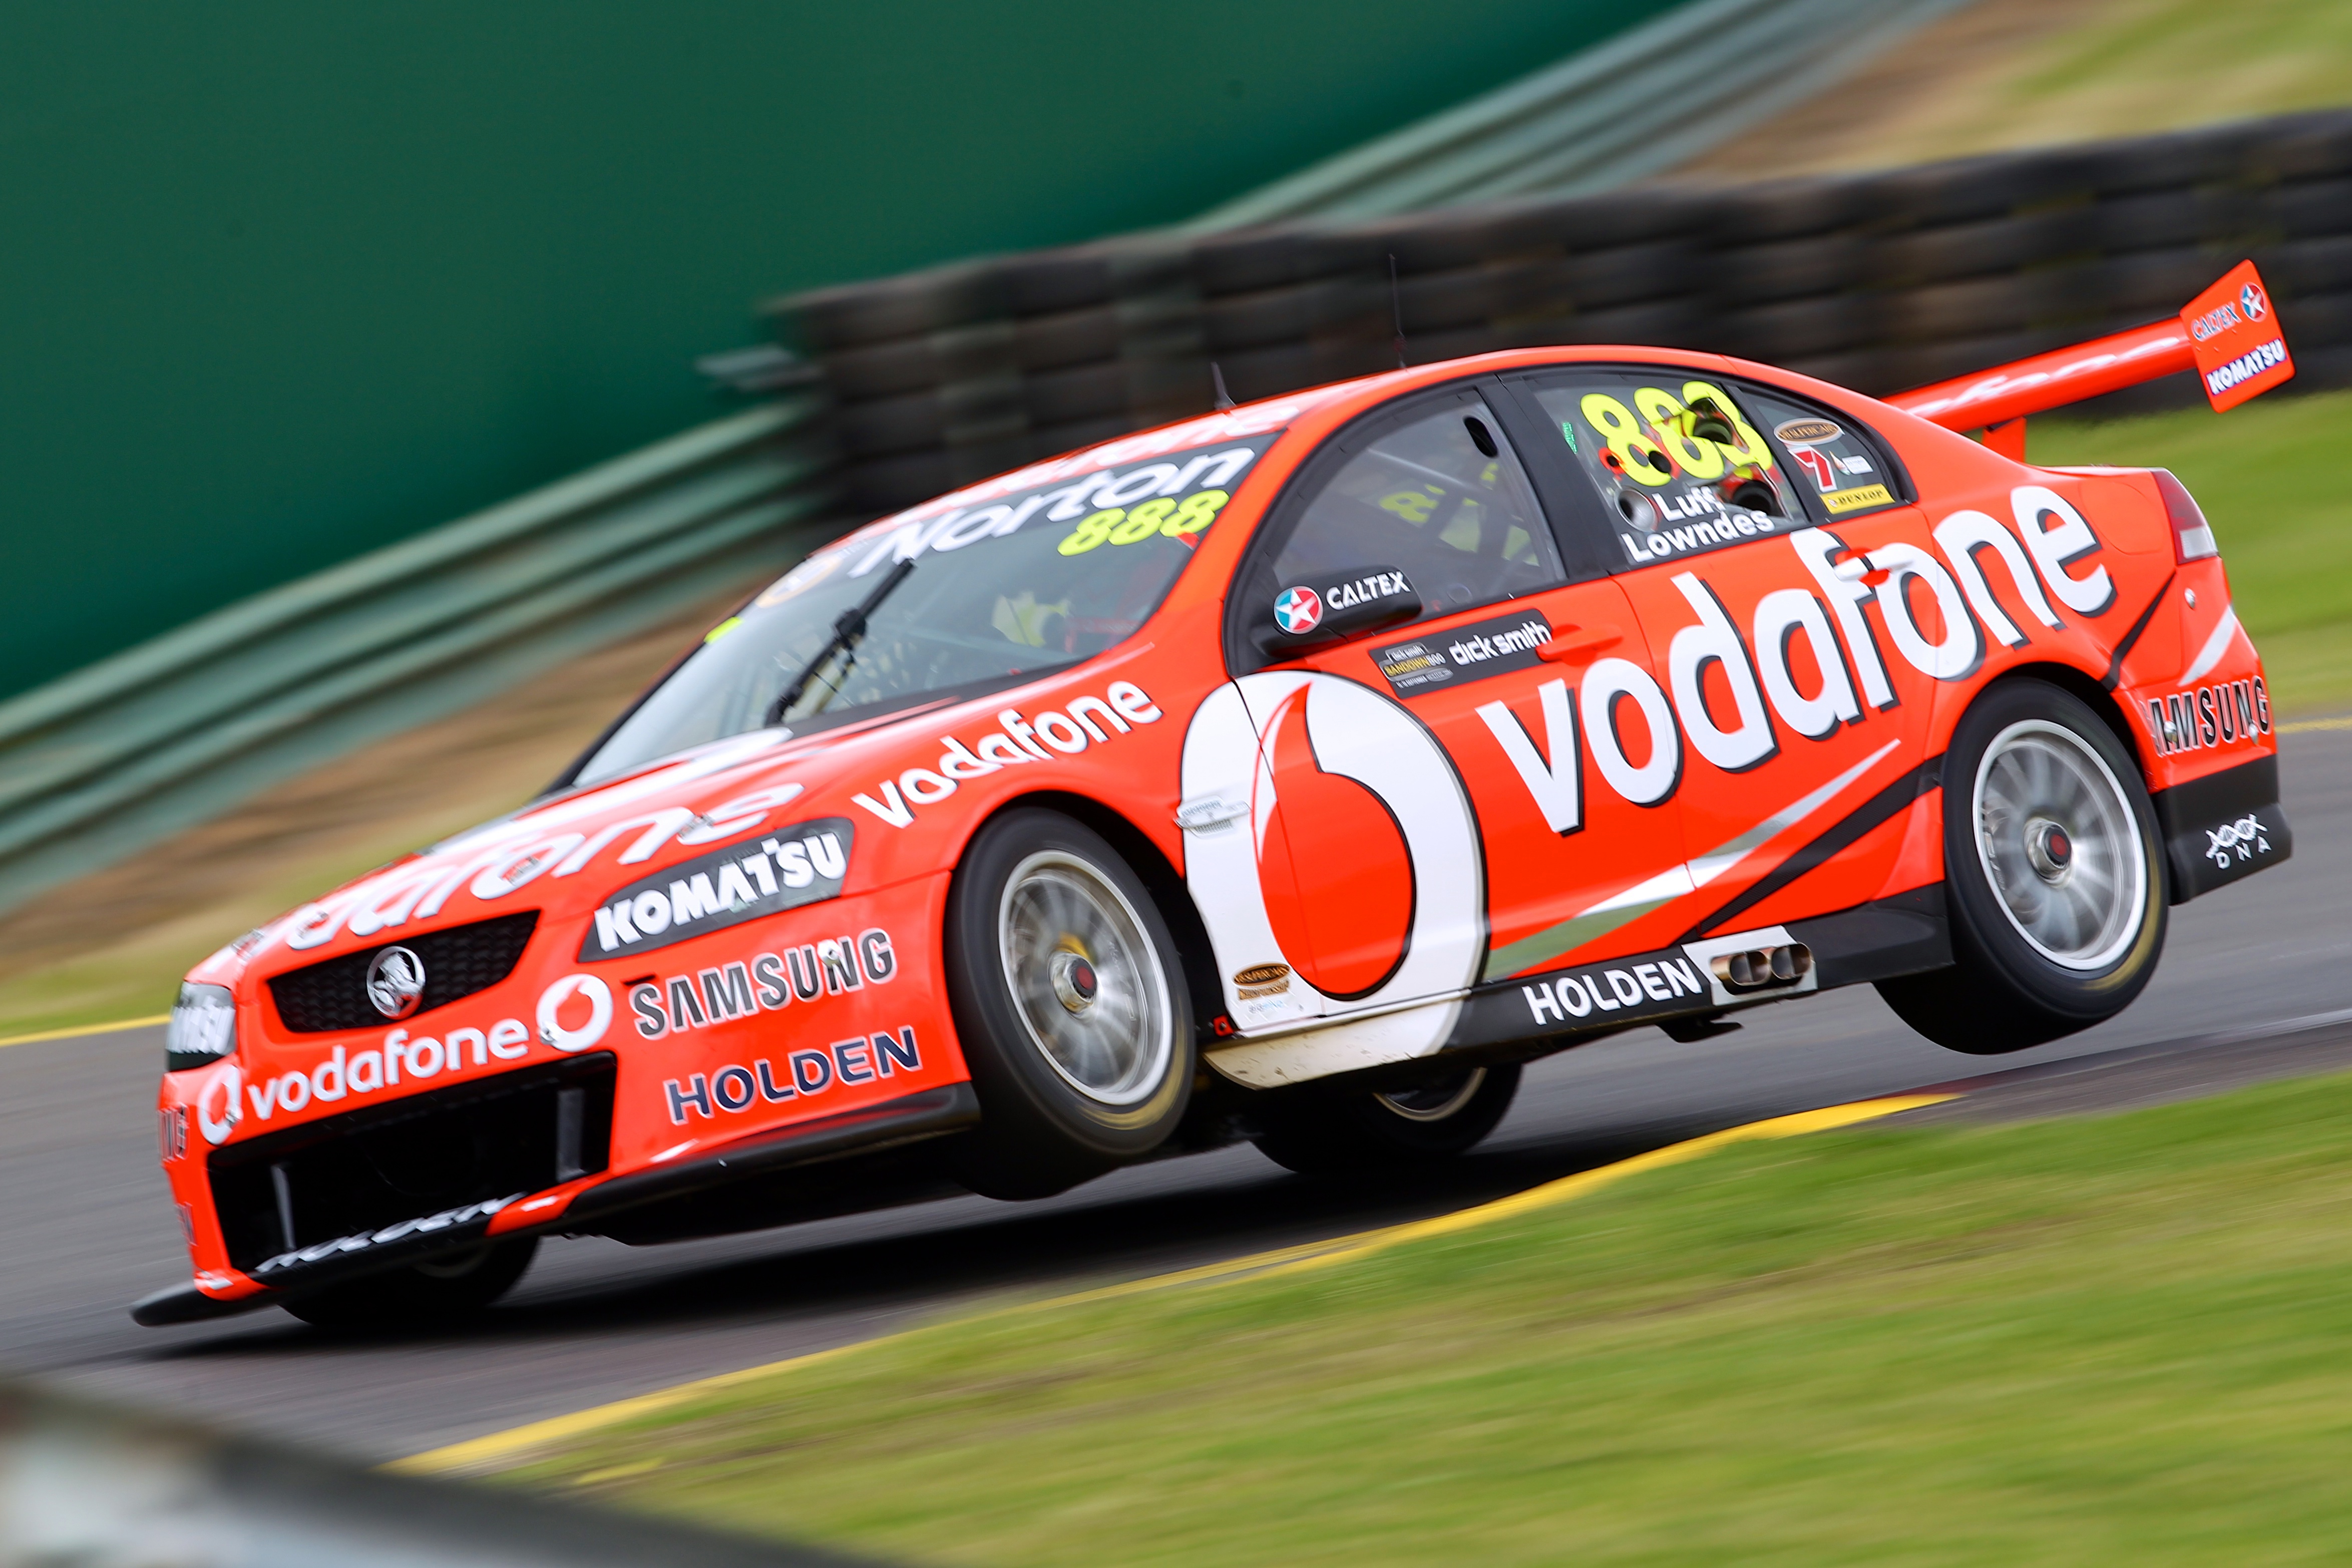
[1273,587,1323,635]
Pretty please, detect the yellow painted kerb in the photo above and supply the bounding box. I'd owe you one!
[391,1089,1951,1478]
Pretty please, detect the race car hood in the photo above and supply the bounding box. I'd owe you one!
[188,711,932,994]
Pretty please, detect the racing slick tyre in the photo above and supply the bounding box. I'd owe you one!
[1878,679,2166,1054]
[944,810,1194,1200]
[1251,1063,1521,1176]
[280,1237,539,1330]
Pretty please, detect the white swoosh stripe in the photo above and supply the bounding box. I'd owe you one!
[2179,602,2242,686]
[1482,737,1905,982]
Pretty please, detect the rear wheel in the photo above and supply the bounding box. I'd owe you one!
[1252,1062,1521,1175]
[1878,679,2165,1053]
[281,1236,538,1330]
[945,810,1193,1199]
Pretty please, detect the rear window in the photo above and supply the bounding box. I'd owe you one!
[1527,372,1806,568]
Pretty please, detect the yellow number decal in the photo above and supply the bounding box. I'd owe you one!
[1581,394,1672,487]
[1164,489,1228,536]
[1680,380,1774,470]
[1381,488,1441,523]
[1058,509,1122,555]
[1636,386,1725,480]
[1110,498,1173,544]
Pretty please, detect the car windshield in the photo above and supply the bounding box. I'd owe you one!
[572,434,1276,786]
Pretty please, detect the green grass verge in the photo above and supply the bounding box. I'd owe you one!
[502,1071,2352,1565]
[2036,388,2352,712]
[1988,0,2352,148]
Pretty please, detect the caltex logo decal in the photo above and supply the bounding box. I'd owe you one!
[2241,281,2268,320]
[1273,586,1322,635]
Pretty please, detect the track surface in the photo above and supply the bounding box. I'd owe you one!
[6,729,2348,1464]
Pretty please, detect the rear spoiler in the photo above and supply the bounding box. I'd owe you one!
[1884,260,2294,458]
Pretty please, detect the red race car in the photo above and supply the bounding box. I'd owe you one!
[139,265,2295,1327]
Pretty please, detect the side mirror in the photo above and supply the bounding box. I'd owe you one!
[1254,566,1422,653]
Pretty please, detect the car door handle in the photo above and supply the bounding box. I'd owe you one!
[1536,625,1625,664]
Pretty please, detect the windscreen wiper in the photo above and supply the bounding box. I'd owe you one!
[764,558,915,726]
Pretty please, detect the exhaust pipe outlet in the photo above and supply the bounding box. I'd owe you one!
[1710,942,1812,994]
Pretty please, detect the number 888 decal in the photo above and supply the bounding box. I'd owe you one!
[1059,489,1231,555]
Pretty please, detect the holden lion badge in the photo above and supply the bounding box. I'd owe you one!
[364,946,427,1020]
[1273,586,1323,636]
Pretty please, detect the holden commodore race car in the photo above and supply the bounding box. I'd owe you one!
[138,263,2297,1328]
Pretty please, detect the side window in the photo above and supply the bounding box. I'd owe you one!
[1257,393,1564,628]
[1733,385,1906,522]
[1527,370,1805,570]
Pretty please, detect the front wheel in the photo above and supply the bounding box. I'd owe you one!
[1878,679,2165,1054]
[1252,1063,1521,1175]
[944,810,1194,1199]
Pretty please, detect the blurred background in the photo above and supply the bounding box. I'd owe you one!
[6,4,2352,1561]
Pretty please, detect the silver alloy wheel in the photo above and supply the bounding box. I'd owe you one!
[1971,719,2147,971]
[1374,1068,1487,1123]
[998,851,1173,1107]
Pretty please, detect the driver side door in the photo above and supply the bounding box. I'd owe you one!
[1188,380,1687,1041]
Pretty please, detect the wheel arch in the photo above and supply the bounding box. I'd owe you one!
[953,789,1228,1046]
[1957,660,2173,898]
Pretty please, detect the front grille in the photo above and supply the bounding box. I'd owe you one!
[267,911,539,1033]
[207,1053,614,1274]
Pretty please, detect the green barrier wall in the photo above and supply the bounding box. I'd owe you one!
[0,0,1674,702]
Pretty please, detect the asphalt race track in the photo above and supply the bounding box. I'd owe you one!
[5,728,2348,1464]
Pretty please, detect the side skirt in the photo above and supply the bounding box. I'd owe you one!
[1443,886,1951,1057]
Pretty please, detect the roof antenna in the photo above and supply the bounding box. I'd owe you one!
[1390,253,1408,369]
[1211,360,1235,411]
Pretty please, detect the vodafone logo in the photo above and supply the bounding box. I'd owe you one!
[1273,587,1323,635]
[2242,281,2268,321]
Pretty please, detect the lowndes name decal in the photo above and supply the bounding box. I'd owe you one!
[627,928,897,1041]
[852,681,1163,828]
[581,817,853,959]
[191,974,615,1146]
[663,1026,925,1124]
[2146,678,2271,757]
[1373,609,1552,696]
[1619,487,1784,563]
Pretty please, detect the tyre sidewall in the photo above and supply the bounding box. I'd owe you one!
[1941,680,2166,1028]
[945,809,1194,1170]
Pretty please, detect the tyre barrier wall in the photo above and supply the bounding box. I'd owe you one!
[0,399,840,917]
[768,109,2352,518]
[1185,0,1979,230]
[0,1378,876,1566]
